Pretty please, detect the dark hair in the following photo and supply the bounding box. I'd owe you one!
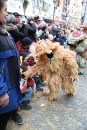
[0,0,6,10]
[0,0,6,30]
[71,30,74,32]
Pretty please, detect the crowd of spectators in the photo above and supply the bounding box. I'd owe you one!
[0,1,71,129]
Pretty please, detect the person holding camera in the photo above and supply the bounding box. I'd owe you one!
[20,16,36,42]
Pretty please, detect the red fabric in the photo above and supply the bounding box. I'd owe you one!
[27,60,34,66]
[54,16,59,26]
[27,79,34,87]
[20,79,27,93]
[16,40,28,53]
[83,46,87,51]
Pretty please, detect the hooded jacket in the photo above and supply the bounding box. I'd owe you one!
[6,23,25,43]
[0,26,22,114]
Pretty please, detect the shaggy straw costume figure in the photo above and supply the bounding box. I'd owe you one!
[23,40,78,101]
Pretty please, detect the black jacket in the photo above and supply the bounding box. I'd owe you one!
[51,26,61,41]
[20,23,36,42]
[6,24,25,43]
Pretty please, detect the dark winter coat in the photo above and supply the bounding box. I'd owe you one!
[51,25,61,41]
[20,23,36,42]
[0,27,22,114]
[6,24,25,43]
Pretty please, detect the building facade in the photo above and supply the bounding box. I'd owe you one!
[81,0,87,24]
[7,0,54,18]
[68,0,82,26]
[7,0,33,15]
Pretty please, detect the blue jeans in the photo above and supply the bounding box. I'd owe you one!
[34,76,41,85]
[22,88,33,102]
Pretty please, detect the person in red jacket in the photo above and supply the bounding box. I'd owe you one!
[16,37,32,56]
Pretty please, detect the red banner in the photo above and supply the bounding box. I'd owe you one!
[54,16,59,26]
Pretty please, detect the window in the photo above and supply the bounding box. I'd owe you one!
[49,4,51,12]
[37,0,40,8]
[42,1,48,11]
[42,1,44,10]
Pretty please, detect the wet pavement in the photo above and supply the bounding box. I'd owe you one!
[7,69,87,130]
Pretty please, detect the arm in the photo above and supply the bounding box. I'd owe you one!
[0,59,9,107]
[23,60,49,80]
[0,60,8,96]
[64,50,78,81]
[9,29,25,40]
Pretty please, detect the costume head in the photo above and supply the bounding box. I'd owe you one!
[68,30,86,47]
[29,40,60,57]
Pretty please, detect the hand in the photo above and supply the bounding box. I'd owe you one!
[0,93,9,108]
[42,26,46,31]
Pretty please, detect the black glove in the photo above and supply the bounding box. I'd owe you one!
[42,26,46,31]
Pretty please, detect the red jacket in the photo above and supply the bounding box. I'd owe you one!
[16,40,28,53]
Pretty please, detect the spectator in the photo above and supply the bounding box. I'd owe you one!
[51,25,61,41]
[6,14,25,43]
[0,1,22,130]
[20,16,36,42]
[13,12,21,25]
[13,12,23,30]
[20,55,33,111]
[16,37,32,55]
[36,21,47,40]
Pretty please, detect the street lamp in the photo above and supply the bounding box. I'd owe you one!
[53,0,57,22]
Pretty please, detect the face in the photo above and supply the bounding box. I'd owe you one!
[0,2,8,24]
[23,45,30,49]
[15,16,20,24]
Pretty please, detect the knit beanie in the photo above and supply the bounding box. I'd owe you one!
[21,37,32,47]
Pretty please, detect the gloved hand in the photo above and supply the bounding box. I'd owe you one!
[42,26,46,31]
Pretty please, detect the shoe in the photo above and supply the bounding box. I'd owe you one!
[12,113,23,125]
[23,100,30,104]
[36,86,43,91]
[26,100,31,104]
[78,72,84,75]
[38,82,46,87]
[20,102,32,110]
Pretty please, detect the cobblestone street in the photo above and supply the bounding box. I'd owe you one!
[7,70,87,130]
